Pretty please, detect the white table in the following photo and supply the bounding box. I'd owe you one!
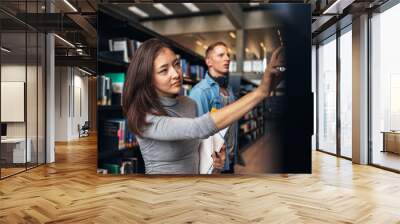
[1,138,31,163]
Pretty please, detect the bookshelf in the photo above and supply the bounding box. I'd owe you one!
[97,5,207,174]
[238,77,286,153]
[238,78,267,152]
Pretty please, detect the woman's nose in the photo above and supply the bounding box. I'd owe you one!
[170,66,180,79]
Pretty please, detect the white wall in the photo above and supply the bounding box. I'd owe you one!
[54,67,89,141]
[55,67,69,141]
[1,65,40,137]
[1,64,45,164]
[71,72,89,139]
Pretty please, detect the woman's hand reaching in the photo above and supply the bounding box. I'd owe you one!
[208,47,287,131]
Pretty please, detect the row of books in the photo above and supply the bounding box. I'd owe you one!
[240,119,264,134]
[179,58,206,81]
[239,78,266,149]
[243,106,264,120]
[190,65,206,81]
[108,38,142,63]
[101,119,138,151]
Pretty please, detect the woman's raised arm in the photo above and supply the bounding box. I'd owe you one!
[210,47,285,130]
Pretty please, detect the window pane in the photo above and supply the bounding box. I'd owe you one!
[371,3,400,171]
[38,33,46,165]
[1,31,28,177]
[318,37,337,154]
[340,29,352,158]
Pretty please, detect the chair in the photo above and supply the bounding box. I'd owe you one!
[78,121,90,138]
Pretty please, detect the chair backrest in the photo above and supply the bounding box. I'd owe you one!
[82,121,90,129]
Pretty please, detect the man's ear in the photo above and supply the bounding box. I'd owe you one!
[205,57,212,68]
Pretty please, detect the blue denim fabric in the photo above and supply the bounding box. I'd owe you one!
[189,72,238,171]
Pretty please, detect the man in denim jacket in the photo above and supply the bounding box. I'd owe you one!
[189,42,238,173]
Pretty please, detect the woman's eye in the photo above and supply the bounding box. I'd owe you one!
[159,69,167,74]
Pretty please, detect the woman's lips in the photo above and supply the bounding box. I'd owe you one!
[172,81,181,87]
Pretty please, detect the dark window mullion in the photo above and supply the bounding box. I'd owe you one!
[337,30,341,157]
[25,0,28,171]
[316,44,320,150]
[36,0,39,168]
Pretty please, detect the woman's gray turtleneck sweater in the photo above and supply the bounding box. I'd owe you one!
[136,96,218,174]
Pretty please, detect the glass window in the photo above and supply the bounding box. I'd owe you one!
[371,3,400,171]
[27,31,38,169]
[0,1,46,179]
[1,31,28,178]
[339,28,352,158]
[317,36,337,154]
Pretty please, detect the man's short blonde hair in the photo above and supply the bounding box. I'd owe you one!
[205,41,228,58]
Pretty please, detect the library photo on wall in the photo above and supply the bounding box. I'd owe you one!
[97,3,312,175]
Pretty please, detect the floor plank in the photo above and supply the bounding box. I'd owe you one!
[1,135,400,223]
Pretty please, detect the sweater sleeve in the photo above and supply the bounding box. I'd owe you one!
[142,113,218,141]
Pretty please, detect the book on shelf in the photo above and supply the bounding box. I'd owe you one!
[99,157,139,175]
[97,168,108,174]
[240,120,258,134]
[97,73,126,106]
[108,38,142,63]
[102,119,127,150]
[100,118,139,151]
[102,163,120,174]
[190,65,205,81]
[120,157,139,174]
[109,38,129,63]
[125,131,139,150]
[180,58,191,78]
[105,72,125,106]
[97,75,112,106]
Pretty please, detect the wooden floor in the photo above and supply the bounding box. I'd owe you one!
[1,167,26,178]
[235,135,275,173]
[1,135,400,223]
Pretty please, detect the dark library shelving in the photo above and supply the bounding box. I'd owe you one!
[238,77,267,152]
[98,105,122,111]
[98,146,140,161]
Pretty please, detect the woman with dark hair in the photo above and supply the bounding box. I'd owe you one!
[123,38,285,174]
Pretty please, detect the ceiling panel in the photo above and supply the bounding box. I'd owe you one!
[117,3,221,22]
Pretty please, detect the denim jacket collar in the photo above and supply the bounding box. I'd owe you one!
[205,72,219,87]
[205,71,235,100]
